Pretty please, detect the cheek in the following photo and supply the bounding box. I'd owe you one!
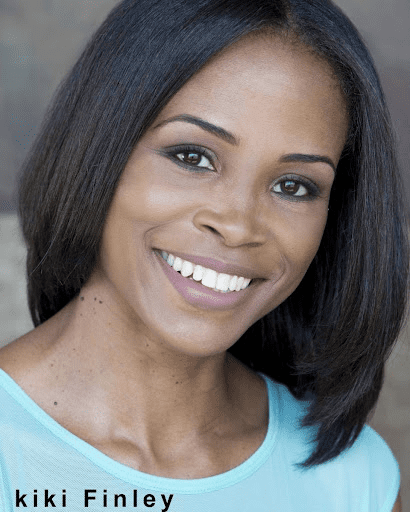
[277,208,328,279]
[97,158,194,281]
[114,161,193,224]
[252,211,328,321]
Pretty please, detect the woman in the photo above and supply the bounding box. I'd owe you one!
[0,0,407,510]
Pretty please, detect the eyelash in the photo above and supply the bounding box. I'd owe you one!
[163,144,216,172]
[271,175,320,201]
[162,144,320,201]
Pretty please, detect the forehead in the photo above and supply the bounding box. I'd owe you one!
[172,32,344,103]
[154,34,348,157]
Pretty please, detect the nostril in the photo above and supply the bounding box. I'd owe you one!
[206,226,219,235]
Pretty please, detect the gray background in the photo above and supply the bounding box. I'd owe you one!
[1,0,409,509]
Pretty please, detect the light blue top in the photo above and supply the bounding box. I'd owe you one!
[0,369,400,511]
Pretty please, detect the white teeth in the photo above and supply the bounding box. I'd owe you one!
[228,275,238,291]
[201,268,218,289]
[192,265,204,281]
[235,276,245,292]
[173,257,183,272]
[242,278,251,289]
[181,260,194,277]
[157,250,252,292]
[215,273,231,292]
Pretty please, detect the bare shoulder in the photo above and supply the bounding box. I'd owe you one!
[0,328,44,379]
[392,491,402,512]
[0,302,73,386]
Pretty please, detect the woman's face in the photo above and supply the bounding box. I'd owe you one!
[94,35,348,356]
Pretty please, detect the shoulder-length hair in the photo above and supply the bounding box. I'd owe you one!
[18,0,409,470]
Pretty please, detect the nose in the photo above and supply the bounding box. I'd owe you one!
[192,189,271,247]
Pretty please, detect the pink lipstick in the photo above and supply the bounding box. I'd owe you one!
[154,251,254,310]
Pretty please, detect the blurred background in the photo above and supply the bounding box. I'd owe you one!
[1,0,409,509]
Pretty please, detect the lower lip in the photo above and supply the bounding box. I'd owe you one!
[154,251,253,310]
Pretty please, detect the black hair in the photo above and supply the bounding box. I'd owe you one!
[17,0,409,470]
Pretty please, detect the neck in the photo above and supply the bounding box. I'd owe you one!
[33,284,248,452]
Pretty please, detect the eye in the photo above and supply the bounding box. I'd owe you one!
[175,151,214,170]
[271,176,319,200]
[273,180,308,197]
[164,145,216,171]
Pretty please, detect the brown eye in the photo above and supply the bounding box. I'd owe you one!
[271,177,316,200]
[174,151,214,170]
[183,152,201,164]
[273,180,308,197]
[282,180,300,194]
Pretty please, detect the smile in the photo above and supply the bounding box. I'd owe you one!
[157,250,252,293]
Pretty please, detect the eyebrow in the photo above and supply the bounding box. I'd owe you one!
[153,114,336,173]
[280,153,336,173]
[152,114,239,145]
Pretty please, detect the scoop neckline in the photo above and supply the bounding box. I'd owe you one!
[0,369,279,494]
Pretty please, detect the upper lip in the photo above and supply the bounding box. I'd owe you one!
[155,249,265,280]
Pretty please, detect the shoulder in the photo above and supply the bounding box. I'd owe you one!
[346,424,400,479]
[351,426,401,511]
[0,305,76,423]
[272,379,399,477]
[0,329,47,392]
[0,301,73,383]
[266,379,401,511]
